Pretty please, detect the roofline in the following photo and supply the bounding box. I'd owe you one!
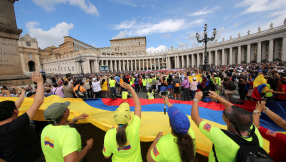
[64,36,97,49]
[110,36,146,41]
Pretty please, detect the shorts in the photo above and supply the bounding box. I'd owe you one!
[174,87,180,94]
[152,85,156,89]
[160,86,168,92]
[168,85,173,89]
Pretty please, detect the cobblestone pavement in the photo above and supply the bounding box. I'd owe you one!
[75,123,208,162]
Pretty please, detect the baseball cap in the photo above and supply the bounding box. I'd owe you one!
[114,102,130,125]
[280,77,286,84]
[44,101,71,120]
[168,106,190,134]
[193,77,196,81]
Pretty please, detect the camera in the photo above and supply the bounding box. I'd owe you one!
[160,91,169,96]
[203,91,210,98]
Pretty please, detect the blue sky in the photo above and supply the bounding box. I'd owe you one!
[14,0,286,53]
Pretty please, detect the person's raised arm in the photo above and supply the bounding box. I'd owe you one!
[26,71,44,120]
[191,91,204,127]
[253,101,265,128]
[208,91,233,108]
[2,89,10,97]
[261,102,286,130]
[163,96,173,107]
[64,139,94,162]
[120,82,141,118]
[13,86,26,109]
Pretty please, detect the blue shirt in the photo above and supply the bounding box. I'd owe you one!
[135,79,139,84]
[245,78,251,91]
[115,76,120,83]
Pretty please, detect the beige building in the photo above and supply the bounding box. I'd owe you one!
[18,34,41,73]
[110,37,146,55]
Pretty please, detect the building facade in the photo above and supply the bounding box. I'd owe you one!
[42,20,286,74]
[110,37,146,56]
[18,34,41,73]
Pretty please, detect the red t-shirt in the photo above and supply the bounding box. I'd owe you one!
[277,84,286,100]
[258,126,286,162]
[139,78,142,85]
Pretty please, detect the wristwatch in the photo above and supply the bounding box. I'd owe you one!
[73,117,78,123]
[193,98,199,102]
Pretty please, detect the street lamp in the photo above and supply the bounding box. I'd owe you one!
[75,54,86,75]
[196,24,216,71]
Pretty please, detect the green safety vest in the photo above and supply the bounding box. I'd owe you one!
[214,77,221,86]
[142,79,147,86]
[147,78,152,84]
[122,91,128,100]
[147,92,154,100]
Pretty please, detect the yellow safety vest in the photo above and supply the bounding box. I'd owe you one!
[122,91,128,100]
[142,79,147,86]
[147,92,154,100]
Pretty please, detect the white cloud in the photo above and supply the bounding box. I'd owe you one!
[113,18,204,36]
[32,0,99,16]
[235,0,286,14]
[141,4,155,7]
[21,9,32,14]
[147,45,168,54]
[234,23,238,27]
[189,6,220,16]
[109,0,137,7]
[26,21,74,49]
[186,27,228,43]
[112,30,128,39]
[161,34,171,39]
[177,42,189,49]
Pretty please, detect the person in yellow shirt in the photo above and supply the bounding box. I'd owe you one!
[109,77,117,99]
[147,96,196,162]
[103,83,142,162]
[142,77,147,92]
[101,79,108,98]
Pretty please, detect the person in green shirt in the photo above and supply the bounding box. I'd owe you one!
[142,77,147,92]
[103,83,142,162]
[191,91,263,162]
[147,88,154,100]
[122,89,129,100]
[147,96,196,162]
[41,101,94,162]
[109,77,117,99]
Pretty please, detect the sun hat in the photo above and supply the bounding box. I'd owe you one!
[114,102,131,125]
[43,101,70,120]
[168,106,190,134]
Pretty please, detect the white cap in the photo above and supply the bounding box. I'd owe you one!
[93,78,96,81]
[193,77,196,81]
[192,74,195,76]
[0,86,2,89]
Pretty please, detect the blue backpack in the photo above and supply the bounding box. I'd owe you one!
[202,97,211,103]
[206,80,210,86]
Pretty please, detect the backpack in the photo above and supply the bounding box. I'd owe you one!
[175,82,180,87]
[229,81,236,90]
[75,86,86,98]
[205,80,210,86]
[213,127,274,162]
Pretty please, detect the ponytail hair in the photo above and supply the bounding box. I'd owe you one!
[116,125,127,150]
[172,127,196,162]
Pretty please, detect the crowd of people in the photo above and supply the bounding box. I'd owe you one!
[0,60,286,162]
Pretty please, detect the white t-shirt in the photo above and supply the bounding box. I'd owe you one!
[92,81,101,92]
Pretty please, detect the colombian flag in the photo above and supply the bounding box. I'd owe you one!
[44,137,54,148]
[251,84,266,101]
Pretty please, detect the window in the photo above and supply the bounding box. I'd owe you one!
[72,66,74,71]
[26,42,31,46]
[29,54,32,59]
[139,42,140,46]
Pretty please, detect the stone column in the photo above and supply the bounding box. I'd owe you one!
[268,40,274,61]
[158,58,160,70]
[182,55,185,68]
[143,59,145,70]
[208,52,212,65]
[115,60,117,72]
[110,60,113,72]
[197,54,200,67]
[127,60,129,71]
[250,44,255,62]
[134,59,137,71]
[191,54,195,67]
[131,60,133,71]
[186,55,189,67]
[146,59,149,70]
[94,60,97,73]
[241,46,245,62]
[222,49,225,65]
[85,59,91,73]
[282,37,286,61]
[154,58,156,70]
[274,39,280,59]
[229,48,232,65]
[175,56,177,68]
[215,50,218,65]
[257,42,261,63]
[247,44,251,63]
[237,46,241,64]
[261,42,267,60]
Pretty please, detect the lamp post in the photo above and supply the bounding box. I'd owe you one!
[196,24,216,71]
[75,54,86,75]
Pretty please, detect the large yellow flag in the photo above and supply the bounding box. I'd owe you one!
[188,74,202,83]
[253,74,270,91]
